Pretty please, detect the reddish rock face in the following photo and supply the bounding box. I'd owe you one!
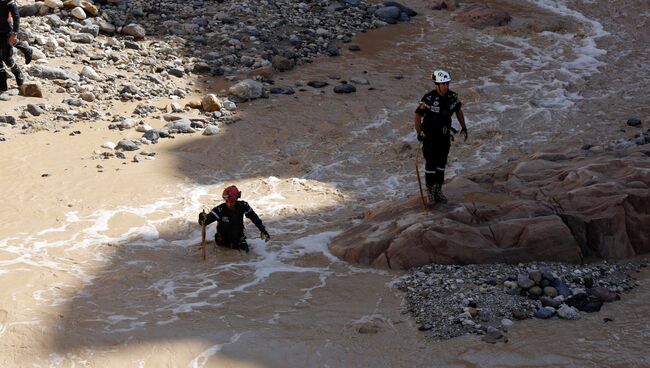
[329,147,650,269]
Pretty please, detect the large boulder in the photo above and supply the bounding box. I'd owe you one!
[28,65,80,81]
[121,23,146,39]
[329,146,650,269]
[228,79,264,100]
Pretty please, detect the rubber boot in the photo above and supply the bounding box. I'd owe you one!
[11,65,24,87]
[0,69,7,92]
[433,183,448,204]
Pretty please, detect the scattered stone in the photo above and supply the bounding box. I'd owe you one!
[228,79,264,100]
[268,87,292,95]
[101,141,116,150]
[27,104,44,116]
[626,118,642,127]
[543,286,558,297]
[557,304,581,320]
[122,23,146,40]
[349,44,361,51]
[334,83,356,94]
[201,94,222,112]
[534,307,555,319]
[203,125,220,136]
[307,81,329,88]
[116,139,139,151]
[350,77,370,85]
[566,293,603,313]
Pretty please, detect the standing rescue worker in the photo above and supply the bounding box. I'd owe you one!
[414,69,468,204]
[0,0,25,92]
[198,185,270,253]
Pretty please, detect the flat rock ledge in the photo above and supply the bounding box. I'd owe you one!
[329,146,650,269]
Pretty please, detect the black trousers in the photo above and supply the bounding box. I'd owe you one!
[422,135,451,187]
[0,33,23,88]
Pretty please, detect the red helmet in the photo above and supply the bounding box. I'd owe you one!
[222,185,241,203]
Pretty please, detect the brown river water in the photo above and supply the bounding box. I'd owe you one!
[1,0,649,367]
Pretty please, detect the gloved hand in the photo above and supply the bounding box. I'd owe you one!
[260,229,270,242]
[198,211,207,226]
[417,131,426,142]
[460,128,468,142]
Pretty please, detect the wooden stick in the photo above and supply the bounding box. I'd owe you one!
[415,142,428,211]
[200,210,207,261]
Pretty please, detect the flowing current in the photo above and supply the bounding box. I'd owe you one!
[1,0,649,366]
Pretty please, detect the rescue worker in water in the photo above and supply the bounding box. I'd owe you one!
[198,185,270,253]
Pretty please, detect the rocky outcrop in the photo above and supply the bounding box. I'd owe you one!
[329,147,650,269]
[452,3,511,29]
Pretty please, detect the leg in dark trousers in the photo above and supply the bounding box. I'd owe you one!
[14,41,33,65]
[422,136,451,204]
[0,35,23,88]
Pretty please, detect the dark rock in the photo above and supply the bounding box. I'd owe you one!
[307,81,329,88]
[627,118,642,127]
[168,68,184,78]
[517,274,535,289]
[143,130,160,142]
[511,310,529,320]
[587,287,620,302]
[542,270,555,281]
[566,293,603,312]
[349,44,361,51]
[27,104,43,116]
[116,139,139,151]
[334,84,356,94]
[584,277,594,288]
[418,323,432,331]
[543,286,558,297]
[551,278,572,297]
[534,307,555,319]
[374,6,401,20]
[529,271,542,284]
[19,4,40,17]
[269,87,295,95]
[540,296,561,308]
[124,40,142,50]
[327,43,340,56]
[383,1,417,16]
[528,286,542,297]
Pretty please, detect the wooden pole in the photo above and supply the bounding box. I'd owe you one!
[200,210,207,261]
[415,142,428,211]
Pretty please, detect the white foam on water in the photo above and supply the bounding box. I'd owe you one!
[188,333,243,368]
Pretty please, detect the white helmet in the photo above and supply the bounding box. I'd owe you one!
[431,70,451,84]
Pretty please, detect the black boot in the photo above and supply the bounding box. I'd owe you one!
[23,46,33,65]
[0,69,7,92]
[11,65,24,87]
[433,183,448,204]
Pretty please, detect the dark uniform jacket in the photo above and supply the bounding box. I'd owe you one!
[0,0,19,34]
[203,201,266,243]
[415,89,462,143]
